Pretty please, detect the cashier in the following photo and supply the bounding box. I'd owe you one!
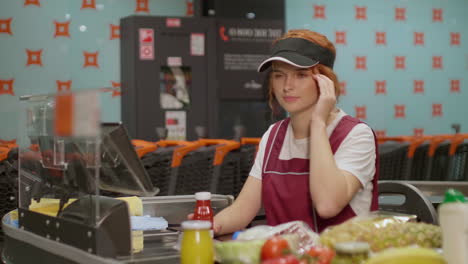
[213,29,379,235]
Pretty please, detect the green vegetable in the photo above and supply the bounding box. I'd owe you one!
[214,239,266,264]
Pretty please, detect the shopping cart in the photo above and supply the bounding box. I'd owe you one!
[425,135,453,181]
[169,139,241,196]
[236,138,260,196]
[447,134,468,181]
[143,140,196,196]
[378,137,411,180]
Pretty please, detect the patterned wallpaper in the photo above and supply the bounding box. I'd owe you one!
[0,0,189,141]
[287,0,467,137]
[0,0,467,141]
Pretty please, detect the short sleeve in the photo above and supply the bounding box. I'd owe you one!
[249,125,274,180]
[334,123,376,188]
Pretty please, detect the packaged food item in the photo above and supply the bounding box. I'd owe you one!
[214,238,266,264]
[438,189,468,264]
[180,220,214,264]
[237,221,320,254]
[331,242,369,264]
[365,247,446,264]
[320,213,441,252]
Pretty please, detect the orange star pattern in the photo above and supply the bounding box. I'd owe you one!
[83,51,99,68]
[135,0,150,13]
[54,20,70,38]
[110,24,120,40]
[186,1,194,16]
[24,0,40,7]
[26,49,43,66]
[375,130,386,138]
[56,80,72,92]
[413,128,424,137]
[375,81,387,95]
[355,106,367,119]
[81,0,96,10]
[111,81,121,97]
[0,79,15,96]
[339,81,346,96]
[0,18,13,35]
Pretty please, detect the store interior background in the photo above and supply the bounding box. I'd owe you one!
[0,0,467,141]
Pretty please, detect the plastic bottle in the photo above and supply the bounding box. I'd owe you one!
[438,188,468,264]
[193,192,214,236]
[180,220,214,264]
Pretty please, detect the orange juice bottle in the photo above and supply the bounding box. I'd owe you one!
[180,220,214,264]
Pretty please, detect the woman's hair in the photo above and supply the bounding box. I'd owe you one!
[267,29,340,115]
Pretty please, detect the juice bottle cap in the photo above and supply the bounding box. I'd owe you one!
[195,192,211,200]
[443,188,466,203]
[181,220,212,230]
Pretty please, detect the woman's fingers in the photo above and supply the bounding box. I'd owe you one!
[187,213,194,220]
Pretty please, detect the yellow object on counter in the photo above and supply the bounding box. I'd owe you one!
[132,230,144,253]
[117,196,143,216]
[29,198,77,216]
[365,247,446,264]
[28,196,143,217]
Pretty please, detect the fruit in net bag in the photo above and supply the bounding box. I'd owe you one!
[319,216,441,252]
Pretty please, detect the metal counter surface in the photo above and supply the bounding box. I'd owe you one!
[2,194,234,264]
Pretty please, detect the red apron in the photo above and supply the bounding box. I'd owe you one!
[261,116,379,233]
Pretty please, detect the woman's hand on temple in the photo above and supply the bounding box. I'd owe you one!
[312,74,337,124]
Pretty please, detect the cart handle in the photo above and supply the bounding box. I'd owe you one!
[0,147,9,162]
[428,135,454,157]
[131,139,158,158]
[240,137,261,145]
[171,141,204,168]
[0,139,17,149]
[449,133,468,156]
[156,140,190,147]
[407,136,432,158]
[198,139,241,166]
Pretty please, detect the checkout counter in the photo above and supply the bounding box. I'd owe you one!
[1,90,234,264]
[3,89,468,263]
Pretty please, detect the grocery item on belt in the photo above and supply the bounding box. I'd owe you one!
[320,214,441,252]
[364,247,446,264]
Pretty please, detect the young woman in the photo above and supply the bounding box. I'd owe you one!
[212,29,378,235]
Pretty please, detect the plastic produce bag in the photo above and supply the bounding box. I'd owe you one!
[319,212,441,252]
[214,221,320,264]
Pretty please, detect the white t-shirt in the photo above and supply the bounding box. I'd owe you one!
[249,109,376,216]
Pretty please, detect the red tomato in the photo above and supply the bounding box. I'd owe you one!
[261,254,300,264]
[261,236,291,260]
[307,246,335,264]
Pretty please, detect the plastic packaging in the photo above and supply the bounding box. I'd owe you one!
[438,188,468,264]
[320,212,442,252]
[180,220,214,264]
[236,221,320,254]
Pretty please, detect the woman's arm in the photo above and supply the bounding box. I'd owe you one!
[308,74,362,218]
[214,175,262,235]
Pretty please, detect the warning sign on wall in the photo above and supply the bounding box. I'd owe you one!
[139,28,154,60]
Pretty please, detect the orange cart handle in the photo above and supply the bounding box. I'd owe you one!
[449,133,468,156]
[0,147,9,162]
[198,139,241,165]
[240,137,261,145]
[157,140,190,147]
[407,136,432,158]
[428,135,453,157]
[131,139,157,158]
[0,139,17,149]
[171,141,203,168]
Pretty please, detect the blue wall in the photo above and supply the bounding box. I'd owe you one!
[0,0,467,141]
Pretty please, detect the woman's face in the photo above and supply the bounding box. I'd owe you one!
[270,61,319,116]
